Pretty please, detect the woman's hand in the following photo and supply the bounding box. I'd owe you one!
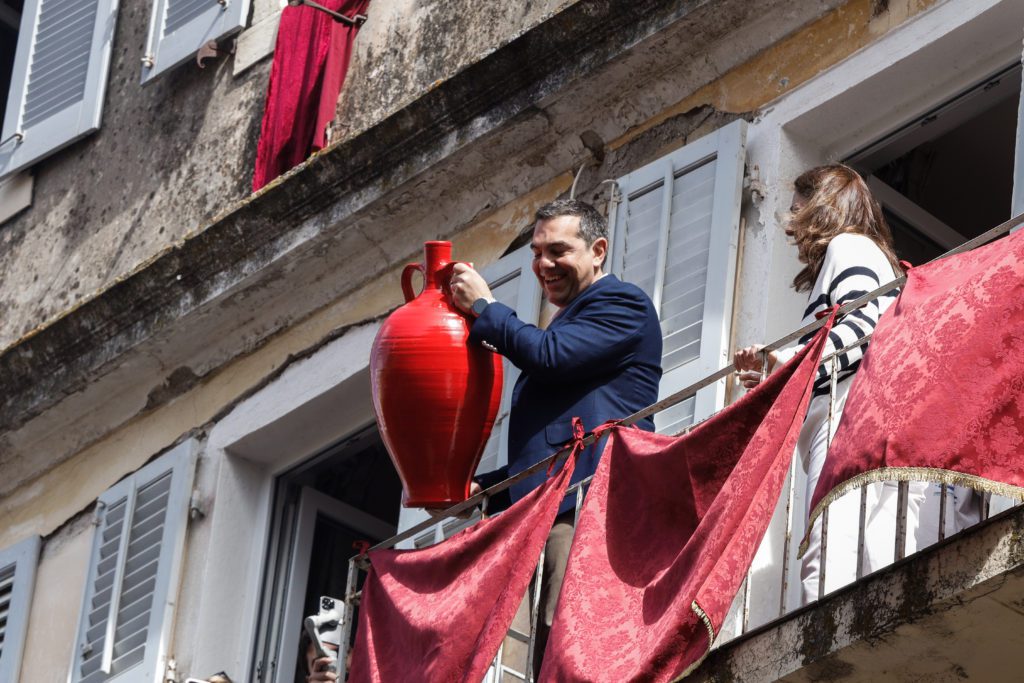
[733,345,778,389]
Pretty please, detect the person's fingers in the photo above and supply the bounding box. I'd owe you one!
[738,370,762,388]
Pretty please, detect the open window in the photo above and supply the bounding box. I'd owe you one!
[610,119,747,434]
[1,0,119,178]
[252,426,401,683]
[0,535,41,683]
[848,63,1022,262]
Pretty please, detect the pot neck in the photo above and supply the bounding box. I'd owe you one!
[422,241,452,290]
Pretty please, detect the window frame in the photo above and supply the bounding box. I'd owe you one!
[0,0,120,179]
[0,535,42,683]
[610,119,747,431]
[141,0,251,83]
[67,440,197,683]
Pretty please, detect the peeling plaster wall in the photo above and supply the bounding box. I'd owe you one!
[0,1,269,349]
[333,0,577,142]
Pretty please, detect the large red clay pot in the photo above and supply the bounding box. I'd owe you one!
[370,241,503,508]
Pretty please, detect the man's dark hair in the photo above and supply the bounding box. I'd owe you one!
[534,199,608,245]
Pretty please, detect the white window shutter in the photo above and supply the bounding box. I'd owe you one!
[142,0,251,83]
[612,119,747,435]
[0,536,42,683]
[396,243,543,547]
[70,440,197,683]
[0,0,119,179]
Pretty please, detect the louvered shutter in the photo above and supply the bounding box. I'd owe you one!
[70,441,197,683]
[612,119,747,435]
[0,0,118,178]
[142,0,250,83]
[396,243,543,547]
[0,536,41,683]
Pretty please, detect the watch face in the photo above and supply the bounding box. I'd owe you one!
[472,298,489,316]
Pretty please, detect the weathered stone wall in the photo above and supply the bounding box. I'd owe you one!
[0,0,582,350]
[0,0,269,348]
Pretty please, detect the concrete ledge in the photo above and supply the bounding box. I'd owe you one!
[692,504,1024,681]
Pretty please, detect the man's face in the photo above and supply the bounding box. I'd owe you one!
[531,215,607,308]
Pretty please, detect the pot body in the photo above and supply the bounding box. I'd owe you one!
[370,241,504,508]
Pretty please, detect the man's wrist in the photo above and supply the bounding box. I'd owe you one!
[470,297,495,317]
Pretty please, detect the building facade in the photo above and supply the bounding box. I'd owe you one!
[2,0,1024,681]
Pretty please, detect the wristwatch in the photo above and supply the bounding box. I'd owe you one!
[471,297,491,317]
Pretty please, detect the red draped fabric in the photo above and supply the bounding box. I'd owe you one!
[807,230,1024,540]
[348,444,577,683]
[539,313,835,682]
[252,0,369,191]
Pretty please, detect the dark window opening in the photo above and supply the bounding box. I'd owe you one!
[848,63,1021,266]
[0,0,23,127]
[253,426,402,683]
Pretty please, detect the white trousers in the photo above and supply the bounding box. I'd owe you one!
[798,384,928,603]
[917,484,983,546]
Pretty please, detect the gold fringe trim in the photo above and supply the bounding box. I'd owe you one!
[797,467,1024,557]
[671,600,717,682]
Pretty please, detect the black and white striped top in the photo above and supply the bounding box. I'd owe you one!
[780,233,900,397]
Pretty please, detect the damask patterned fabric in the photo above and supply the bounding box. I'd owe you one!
[348,444,577,683]
[539,314,834,682]
[807,229,1024,536]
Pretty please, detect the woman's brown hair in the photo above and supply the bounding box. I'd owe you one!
[788,164,902,292]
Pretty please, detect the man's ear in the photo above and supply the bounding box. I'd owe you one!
[591,236,609,268]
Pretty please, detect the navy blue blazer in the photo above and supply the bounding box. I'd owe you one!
[469,274,662,513]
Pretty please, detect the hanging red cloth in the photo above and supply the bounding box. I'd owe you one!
[806,230,1024,548]
[348,426,586,683]
[252,0,369,191]
[539,313,835,682]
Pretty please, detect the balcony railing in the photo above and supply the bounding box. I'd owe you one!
[336,211,1024,681]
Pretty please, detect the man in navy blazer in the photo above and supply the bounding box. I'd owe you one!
[449,198,662,672]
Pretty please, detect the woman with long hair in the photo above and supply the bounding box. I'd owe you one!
[734,164,926,603]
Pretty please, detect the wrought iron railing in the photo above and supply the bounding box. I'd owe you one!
[337,211,1024,681]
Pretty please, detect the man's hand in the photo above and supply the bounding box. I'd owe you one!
[308,656,338,682]
[449,263,494,315]
[425,481,483,520]
[733,345,779,389]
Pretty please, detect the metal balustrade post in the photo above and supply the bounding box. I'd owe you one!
[938,485,948,542]
[526,545,546,683]
[856,485,867,579]
[894,481,909,561]
[339,556,360,680]
[779,454,797,617]
[817,506,829,601]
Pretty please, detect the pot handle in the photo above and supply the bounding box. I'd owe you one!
[401,262,423,302]
[438,261,474,303]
